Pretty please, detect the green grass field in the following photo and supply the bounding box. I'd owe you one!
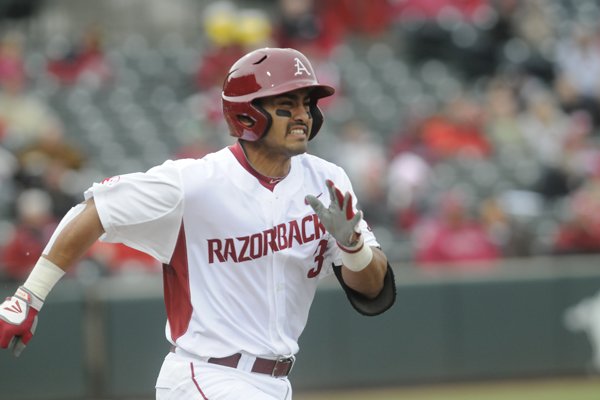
[294,377,600,400]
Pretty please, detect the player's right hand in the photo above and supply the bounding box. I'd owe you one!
[0,287,43,357]
[305,179,363,248]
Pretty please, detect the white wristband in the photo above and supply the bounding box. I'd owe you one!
[340,237,373,272]
[23,257,66,302]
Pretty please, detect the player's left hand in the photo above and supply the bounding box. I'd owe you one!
[0,287,43,357]
[305,179,363,249]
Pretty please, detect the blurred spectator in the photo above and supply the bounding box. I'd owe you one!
[512,0,554,49]
[330,119,387,223]
[483,76,526,151]
[394,0,515,77]
[0,64,63,151]
[478,195,532,257]
[420,93,492,160]
[554,22,600,128]
[0,189,57,281]
[413,190,501,268]
[46,26,113,86]
[561,111,600,186]
[0,145,18,217]
[386,151,432,231]
[388,104,433,160]
[511,0,556,82]
[235,9,272,49]
[519,84,570,157]
[196,2,271,91]
[176,88,237,160]
[0,32,25,89]
[272,0,342,57]
[553,213,600,255]
[16,124,85,173]
[517,85,573,199]
[0,145,17,183]
[323,0,393,38]
[553,176,600,255]
[13,125,86,216]
[0,0,43,21]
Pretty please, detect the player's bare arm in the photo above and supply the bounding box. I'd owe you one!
[43,198,104,269]
[340,247,388,299]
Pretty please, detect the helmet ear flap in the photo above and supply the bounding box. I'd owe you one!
[308,104,324,141]
[250,101,272,140]
[223,99,272,141]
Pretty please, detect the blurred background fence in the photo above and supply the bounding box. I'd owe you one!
[2,257,600,399]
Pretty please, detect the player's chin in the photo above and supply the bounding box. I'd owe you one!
[286,134,308,147]
[286,141,308,156]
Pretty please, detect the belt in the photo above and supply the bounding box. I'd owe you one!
[170,347,295,377]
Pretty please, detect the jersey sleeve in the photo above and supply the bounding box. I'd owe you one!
[84,160,184,264]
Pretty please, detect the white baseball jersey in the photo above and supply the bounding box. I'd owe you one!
[84,142,379,359]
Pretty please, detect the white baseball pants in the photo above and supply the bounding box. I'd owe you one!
[155,351,293,400]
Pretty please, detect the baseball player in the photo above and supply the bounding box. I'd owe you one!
[0,47,395,399]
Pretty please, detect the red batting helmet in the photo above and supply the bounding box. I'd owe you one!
[222,47,335,141]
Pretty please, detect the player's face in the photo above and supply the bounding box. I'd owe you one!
[258,88,314,157]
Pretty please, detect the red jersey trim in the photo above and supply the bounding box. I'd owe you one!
[228,142,285,191]
[163,222,193,343]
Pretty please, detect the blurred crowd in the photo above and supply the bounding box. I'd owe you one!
[2,0,600,282]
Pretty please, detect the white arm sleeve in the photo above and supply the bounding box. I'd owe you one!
[83,160,185,264]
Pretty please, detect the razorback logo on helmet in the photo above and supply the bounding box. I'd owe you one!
[101,176,121,187]
[294,57,311,76]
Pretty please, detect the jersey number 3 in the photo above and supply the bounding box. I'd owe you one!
[307,239,328,278]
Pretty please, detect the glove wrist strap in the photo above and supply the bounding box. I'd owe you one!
[339,236,373,272]
[23,257,65,304]
[15,287,44,311]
